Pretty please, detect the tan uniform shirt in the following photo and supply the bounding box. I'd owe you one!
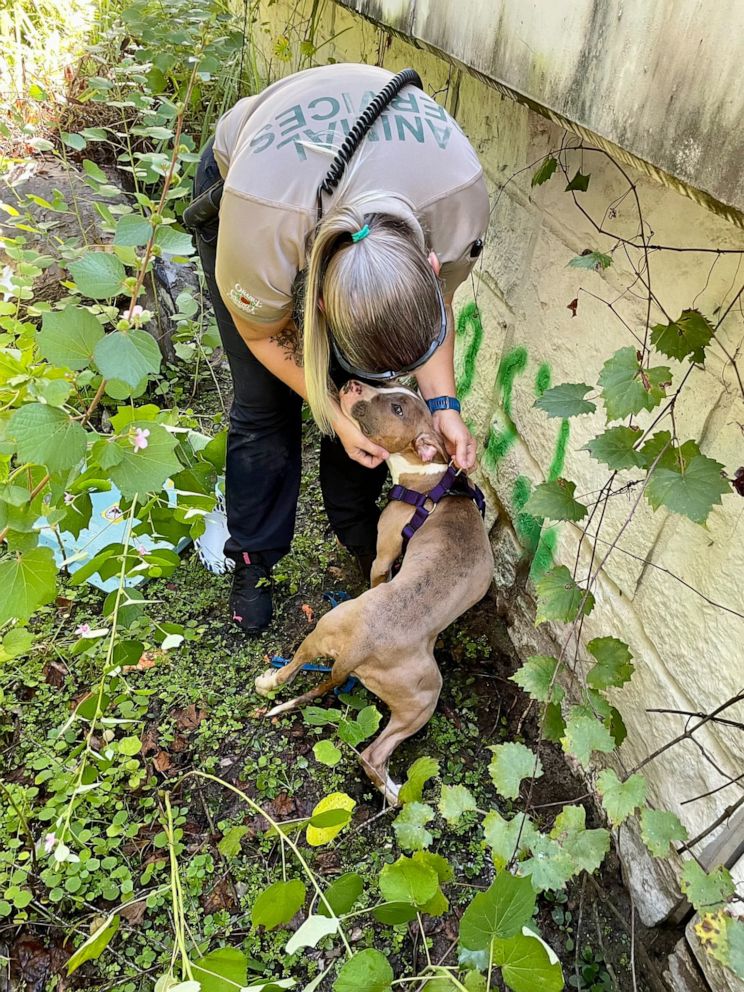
[213,63,489,327]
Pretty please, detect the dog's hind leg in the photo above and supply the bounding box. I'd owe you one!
[254,630,330,697]
[264,674,346,717]
[357,654,442,805]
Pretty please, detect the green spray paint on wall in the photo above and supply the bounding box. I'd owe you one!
[454,304,570,580]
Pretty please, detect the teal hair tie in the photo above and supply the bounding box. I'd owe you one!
[351,224,370,243]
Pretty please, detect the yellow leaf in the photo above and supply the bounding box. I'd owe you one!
[305,792,355,847]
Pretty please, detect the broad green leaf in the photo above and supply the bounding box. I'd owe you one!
[491,930,563,992]
[69,252,126,299]
[596,769,646,825]
[680,861,734,913]
[520,835,575,891]
[582,425,644,470]
[156,225,195,256]
[645,453,730,525]
[318,872,363,917]
[398,755,439,804]
[727,916,744,979]
[313,739,342,766]
[565,171,590,192]
[333,948,393,992]
[543,702,566,742]
[379,855,438,908]
[534,382,596,418]
[438,784,477,824]
[598,347,670,421]
[1,627,34,659]
[114,213,153,247]
[9,404,87,474]
[61,131,86,150]
[551,807,610,874]
[306,792,355,847]
[251,879,306,930]
[37,306,104,370]
[531,157,557,187]
[371,901,419,925]
[420,884,449,918]
[640,807,688,857]
[562,711,616,767]
[108,423,180,498]
[192,946,246,992]
[483,812,537,870]
[82,158,107,182]
[510,656,563,704]
[0,547,57,624]
[586,637,635,689]
[638,430,694,471]
[488,743,543,800]
[217,825,248,858]
[650,309,713,364]
[413,850,454,883]
[286,913,339,954]
[567,250,612,271]
[392,802,434,851]
[337,705,381,747]
[535,566,595,625]
[94,328,162,387]
[459,871,536,950]
[523,478,587,522]
[67,914,119,975]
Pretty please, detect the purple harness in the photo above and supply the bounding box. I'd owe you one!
[388,462,487,553]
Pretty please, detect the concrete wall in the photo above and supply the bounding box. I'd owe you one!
[245,0,744,971]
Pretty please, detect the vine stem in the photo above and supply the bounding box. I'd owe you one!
[174,769,353,958]
[676,793,744,854]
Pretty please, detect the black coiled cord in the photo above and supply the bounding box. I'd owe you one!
[315,67,423,220]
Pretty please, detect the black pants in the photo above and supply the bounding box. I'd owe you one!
[192,142,387,567]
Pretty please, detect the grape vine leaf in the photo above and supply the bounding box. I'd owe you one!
[534,566,595,625]
[523,479,588,522]
[250,879,306,929]
[69,252,126,299]
[510,655,564,704]
[645,453,730,525]
[640,807,688,857]
[586,637,635,689]
[108,423,180,498]
[638,430,692,471]
[488,742,543,799]
[459,872,536,950]
[9,403,88,474]
[483,812,537,870]
[565,171,590,192]
[398,755,439,804]
[567,250,612,271]
[650,309,714,364]
[582,425,644,470]
[534,383,596,418]
[561,711,616,767]
[598,347,671,421]
[414,850,454,884]
[392,802,434,852]
[333,949,393,992]
[596,770,646,825]
[531,156,557,187]
[379,856,439,908]
[727,917,744,980]
[680,861,735,913]
[491,930,564,992]
[543,702,566,742]
[217,825,248,859]
[94,328,162,387]
[438,784,477,824]
[520,835,576,892]
[37,306,104,370]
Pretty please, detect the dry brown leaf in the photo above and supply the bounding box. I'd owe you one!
[120,900,147,925]
[140,725,159,757]
[152,751,172,772]
[123,651,160,673]
[175,703,205,731]
[43,661,67,688]
[202,876,237,915]
[301,603,315,623]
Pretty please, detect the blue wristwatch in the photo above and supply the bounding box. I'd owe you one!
[426,395,461,414]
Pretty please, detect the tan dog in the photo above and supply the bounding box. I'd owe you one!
[255,381,493,804]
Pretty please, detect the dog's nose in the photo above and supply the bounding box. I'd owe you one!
[341,380,362,395]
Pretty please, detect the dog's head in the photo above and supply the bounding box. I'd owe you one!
[339,380,448,464]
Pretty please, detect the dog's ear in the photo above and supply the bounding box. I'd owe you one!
[414,431,447,463]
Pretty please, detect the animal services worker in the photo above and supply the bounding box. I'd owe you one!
[188,62,489,635]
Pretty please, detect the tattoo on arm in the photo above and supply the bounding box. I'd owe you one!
[270,322,303,366]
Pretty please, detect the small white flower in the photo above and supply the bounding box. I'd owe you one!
[44,832,57,854]
[131,427,150,452]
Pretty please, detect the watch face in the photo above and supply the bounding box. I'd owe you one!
[470,238,484,258]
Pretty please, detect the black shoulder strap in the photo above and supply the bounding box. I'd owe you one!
[316,68,423,221]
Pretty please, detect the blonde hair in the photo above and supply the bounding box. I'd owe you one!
[302,194,442,434]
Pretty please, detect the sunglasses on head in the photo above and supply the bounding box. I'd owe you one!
[330,284,448,382]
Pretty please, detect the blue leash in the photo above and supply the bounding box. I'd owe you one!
[270,591,358,697]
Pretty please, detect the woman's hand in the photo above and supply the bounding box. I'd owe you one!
[334,411,389,469]
[433,409,477,471]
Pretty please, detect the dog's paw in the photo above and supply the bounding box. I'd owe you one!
[255,671,277,697]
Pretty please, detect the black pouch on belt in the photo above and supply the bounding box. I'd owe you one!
[182,179,224,232]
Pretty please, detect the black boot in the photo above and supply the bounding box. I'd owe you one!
[349,547,376,585]
[229,552,273,634]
